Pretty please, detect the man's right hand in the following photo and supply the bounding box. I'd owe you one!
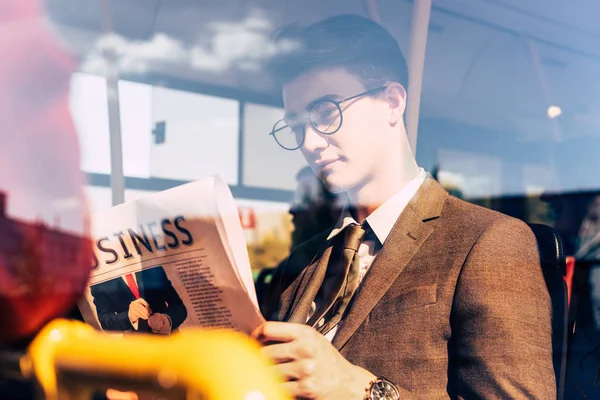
[128,298,151,324]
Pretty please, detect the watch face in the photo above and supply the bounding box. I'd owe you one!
[370,379,400,400]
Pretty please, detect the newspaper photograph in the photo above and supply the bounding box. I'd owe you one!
[77,176,264,335]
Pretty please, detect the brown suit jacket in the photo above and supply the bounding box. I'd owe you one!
[268,177,556,398]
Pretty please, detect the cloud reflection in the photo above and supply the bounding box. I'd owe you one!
[81,11,298,75]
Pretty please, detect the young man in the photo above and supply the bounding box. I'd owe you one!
[252,14,556,399]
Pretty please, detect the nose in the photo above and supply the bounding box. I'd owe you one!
[301,124,328,153]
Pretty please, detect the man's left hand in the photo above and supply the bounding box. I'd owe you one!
[148,313,171,335]
[251,322,375,399]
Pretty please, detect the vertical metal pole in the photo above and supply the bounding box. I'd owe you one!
[237,102,245,187]
[106,58,125,206]
[365,0,382,23]
[100,0,125,206]
[406,0,432,155]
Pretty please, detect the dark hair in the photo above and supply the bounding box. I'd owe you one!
[269,14,409,91]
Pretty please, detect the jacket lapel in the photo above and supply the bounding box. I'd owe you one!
[277,230,334,322]
[332,177,448,350]
[284,245,333,323]
[115,277,136,302]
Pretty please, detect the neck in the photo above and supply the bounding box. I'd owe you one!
[347,149,419,223]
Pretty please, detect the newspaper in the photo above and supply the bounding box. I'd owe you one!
[77,176,264,335]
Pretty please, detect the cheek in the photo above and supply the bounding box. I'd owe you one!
[347,103,388,140]
[341,119,386,160]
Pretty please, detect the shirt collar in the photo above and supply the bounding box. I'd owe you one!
[327,168,427,244]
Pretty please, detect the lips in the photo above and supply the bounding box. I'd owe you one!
[315,158,340,170]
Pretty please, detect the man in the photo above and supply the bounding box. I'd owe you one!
[91,266,187,334]
[253,14,555,399]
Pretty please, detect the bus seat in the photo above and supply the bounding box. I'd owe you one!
[528,223,568,400]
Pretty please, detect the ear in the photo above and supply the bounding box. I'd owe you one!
[384,83,406,126]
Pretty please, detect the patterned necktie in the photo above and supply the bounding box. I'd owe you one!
[308,223,365,335]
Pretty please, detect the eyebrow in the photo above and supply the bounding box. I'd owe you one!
[284,93,342,120]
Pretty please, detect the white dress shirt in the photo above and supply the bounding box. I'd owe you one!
[309,168,427,341]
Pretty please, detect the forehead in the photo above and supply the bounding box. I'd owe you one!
[282,67,366,115]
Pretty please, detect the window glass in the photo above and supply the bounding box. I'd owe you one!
[71,75,153,179]
[420,7,600,394]
[70,73,111,175]
[84,185,113,213]
[235,198,291,273]
[10,1,600,397]
[243,102,307,191]
[118,80,153,178]
[418,3,600,230]
[150,87,239,184]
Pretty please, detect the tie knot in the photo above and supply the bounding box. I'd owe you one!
[344,223,365,252]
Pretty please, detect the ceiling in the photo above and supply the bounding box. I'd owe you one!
[44,0,600,146]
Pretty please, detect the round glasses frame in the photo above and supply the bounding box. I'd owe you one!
[269,86,387,151]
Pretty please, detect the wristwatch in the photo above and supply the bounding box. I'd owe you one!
[364,377,400,400]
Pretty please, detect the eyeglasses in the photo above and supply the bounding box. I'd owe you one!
[269,86,387,151]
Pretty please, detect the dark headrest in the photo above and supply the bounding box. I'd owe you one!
[528,223,566,277]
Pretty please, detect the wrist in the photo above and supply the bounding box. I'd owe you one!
[348,365,377,400]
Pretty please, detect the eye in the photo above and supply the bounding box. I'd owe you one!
[318,105,336,117]
[321,106,336,115]
[312,102,339,125]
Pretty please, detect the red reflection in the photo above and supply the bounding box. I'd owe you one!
[0,0,92,343]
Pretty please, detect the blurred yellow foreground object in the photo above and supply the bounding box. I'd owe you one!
[18,319,289,400]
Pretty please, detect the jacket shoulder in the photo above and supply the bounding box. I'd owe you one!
[442,195,534,240]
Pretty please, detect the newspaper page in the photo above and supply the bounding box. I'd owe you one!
[77,176,264,335]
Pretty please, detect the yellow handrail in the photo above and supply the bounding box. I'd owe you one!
[18,319,289,400]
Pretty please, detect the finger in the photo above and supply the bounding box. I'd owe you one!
[132,303,148,313]
[281,379,315,399]
[271,360,315,381]
[250,324,267,342]
[253,322,310,343]
[132,304,150,319]
[131,303,145,315]
[261,342,313,363]
[136,298,150,308]
[130,310,144,321]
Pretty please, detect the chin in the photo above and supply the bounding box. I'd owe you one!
[321,173,356,194]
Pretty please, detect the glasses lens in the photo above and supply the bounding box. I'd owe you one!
[310,101,341,134]
[272,119,303,150]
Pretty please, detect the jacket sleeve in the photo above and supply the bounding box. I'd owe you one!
[154,267,187,330]
[90,283,133,332]
[448,218,556,399]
